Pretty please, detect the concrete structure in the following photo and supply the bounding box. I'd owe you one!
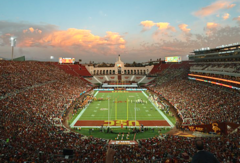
[86,55,154,75]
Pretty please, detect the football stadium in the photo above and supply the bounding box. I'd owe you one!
[1,1,240,163]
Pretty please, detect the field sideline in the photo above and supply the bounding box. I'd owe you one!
[71,91,174,128]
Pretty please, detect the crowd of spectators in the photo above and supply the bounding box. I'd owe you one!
[1,61,59,97]
[0,61,96,162]
[154,68,186,86]
[151,65,240,125]
[106,130,240,162]
[0,61,240,162]
[137,131,239,162]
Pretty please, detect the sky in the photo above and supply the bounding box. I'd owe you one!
[0,0,240,63]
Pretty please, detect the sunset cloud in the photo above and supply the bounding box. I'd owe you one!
[206,22,220,36]
[0,21,126,56]
[233,16,240,25]
[29,27,34,33]
[1,15,240,62]
[227,4,236,9]
[193,0,236,17]
[140,20,176,34]
[222,13,230,20]
[155,22,176,32]
[23,27,42,34]
[23,29,28,33]
[140,20,155,28]
[140,20,156,32]
[137,25,240,61]
[233,16,240,21]
[38,29,42,34]
[206,22,220,29]
[18,28,126,52]
[178,24,191,33]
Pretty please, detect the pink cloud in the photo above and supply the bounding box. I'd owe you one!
[140,20,156,32]
[178,24,191,33]
[233,16,240,25]
[15,28,126,56]
[227,4,236,9]
[0,21,125,56]
[193,0,236,17]
[37,29,42,34]
[140,21,176,34]
[161,46,183,52]
[155,22,176,32]
[206,22,220,36]
[22,27,42,34]
[233,16,240,21]
[222,13,230,20]
[206,22,220,29]
[136,25,240,62]
[140,20,155,28]
[29,27,34,33]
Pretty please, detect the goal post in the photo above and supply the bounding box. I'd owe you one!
[127,98,128,120]
[115,98,117,120]
[114,97,129,121]
[114,97,131,122]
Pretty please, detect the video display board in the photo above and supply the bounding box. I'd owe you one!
[117,64,122,68]
[59,57,75,64]
[165,56,181,62]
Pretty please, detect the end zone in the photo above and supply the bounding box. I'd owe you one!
[73,120,171,128]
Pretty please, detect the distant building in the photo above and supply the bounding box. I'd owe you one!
[86,55,154,75]
[189,43,240,62]
[142,58,161,66]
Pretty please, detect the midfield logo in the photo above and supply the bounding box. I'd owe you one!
[103,120,140,126]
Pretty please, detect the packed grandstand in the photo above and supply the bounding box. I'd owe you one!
[0,45,240,163]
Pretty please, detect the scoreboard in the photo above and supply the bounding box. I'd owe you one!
[165,56,181,62]
[59,57,75,64]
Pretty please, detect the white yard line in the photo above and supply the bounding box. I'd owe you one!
[126,93,135,121]
[94,91,99,97]
[70,91,99,128]
[141,91,174,127]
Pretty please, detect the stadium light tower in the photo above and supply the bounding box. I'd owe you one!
[50,56,54,62]
[10,37,16,60]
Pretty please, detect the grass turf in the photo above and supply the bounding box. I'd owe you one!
[74,127,170,140]
[79,91,165,121]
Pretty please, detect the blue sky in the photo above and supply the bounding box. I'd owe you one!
[0,0,240,62]
[1,1,207,32]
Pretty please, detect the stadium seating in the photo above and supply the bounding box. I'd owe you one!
[0,60,239,162]
[129,75,144,82]
[150,67,240,125]
[149,61,190,75]
[190,62,240,74]
[57,64,92,77]
[94,75,107,83]
[138,76,155,84]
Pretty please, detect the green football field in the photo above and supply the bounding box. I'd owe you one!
[79,91,165,121]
